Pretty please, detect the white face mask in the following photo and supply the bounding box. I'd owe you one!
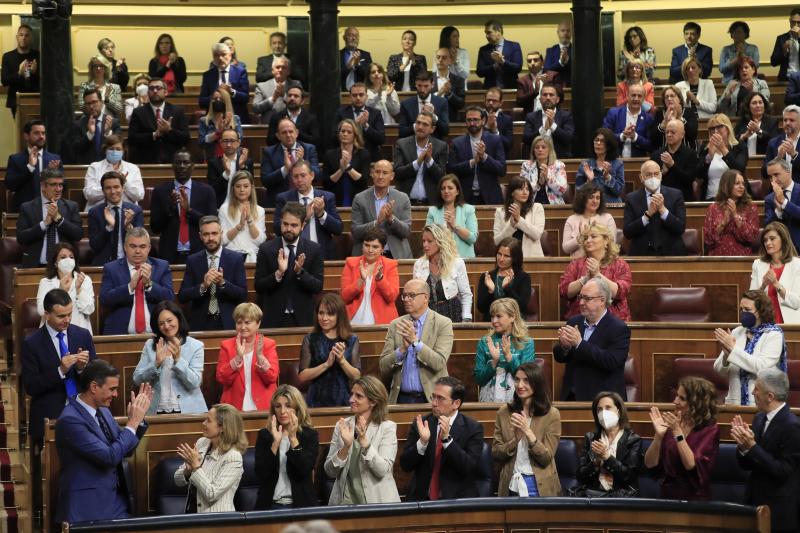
[57,257,75,274]
[644,177,661,193]
[599,409,619,430]
[136,84,149,97]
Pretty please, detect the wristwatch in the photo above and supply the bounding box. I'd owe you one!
[441,436,453,445]
[676,434,685,443]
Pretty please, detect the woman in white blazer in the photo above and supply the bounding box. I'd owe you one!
[325,376,400,505]
[36,243,95,333]
[494,177,546,258]
[413,224,473,322]
[175,403,247,513]
[749,222,800,324]
[713,290,787,406]
[675,56,717,120]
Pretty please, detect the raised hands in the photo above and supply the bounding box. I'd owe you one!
[510,412,536,444]
[415,414,431,445]
[176,442,202,473]
[485,335,501,367]
[126,383,153,429]
[649,406,669,437]
[730,414,756,450]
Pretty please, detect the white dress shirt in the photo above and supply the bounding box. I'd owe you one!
[241,349,257,411]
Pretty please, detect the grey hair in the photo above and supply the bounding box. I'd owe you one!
[212,42,230,55]
[783,104,800,117]
[756,368,789,402]
[124,226,151,244]
[767,157,791,173]
[587,276,612,303]
[199,215,220,227]
[274,55,291,68]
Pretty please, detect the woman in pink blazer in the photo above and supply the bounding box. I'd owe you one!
[341,227,400,325]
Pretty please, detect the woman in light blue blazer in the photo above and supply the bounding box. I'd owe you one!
[133,300,207,415]
[425,174,478,258]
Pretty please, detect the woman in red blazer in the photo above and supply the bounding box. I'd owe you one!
[216,302,279,411]
[341,227,400,325]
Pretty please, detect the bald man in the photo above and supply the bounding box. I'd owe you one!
[603,83,653,157]
[650,120,699,201]
[623,160,687,255]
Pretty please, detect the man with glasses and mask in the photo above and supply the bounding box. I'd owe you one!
[400,376,483,500]
[379,279,453,404]
[553,277,630,401]
[207,128,253,207]
[623,160,687,256]
[523,82,574,157]
[128,77,189,164]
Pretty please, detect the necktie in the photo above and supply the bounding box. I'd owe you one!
[46,202,57,262]
[56,332,78,398]
[220,70,227,85]
[96,411,114,443]
[111,206,121,260]
[155,107,161,122]
[178,186,189,244]
[134,265,146,333]
[286,244,296,313]
[94,118,103,158]
[301,198,311,239]
[289,148,296,165]
[208,255,219,315]
[428,429,444,500]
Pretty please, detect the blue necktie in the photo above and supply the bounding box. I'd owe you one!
[94,118,103,158]
[56,331,78,398]
[301,197,311,239]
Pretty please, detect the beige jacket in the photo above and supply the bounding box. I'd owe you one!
[493,204,545,258]
[174,437,244,513]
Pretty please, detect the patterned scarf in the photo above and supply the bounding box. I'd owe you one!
[740,323,787,405]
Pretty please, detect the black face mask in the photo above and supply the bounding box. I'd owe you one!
[740,311,757,329]
[211,100,226,113]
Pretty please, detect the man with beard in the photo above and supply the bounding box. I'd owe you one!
[253,56,296,125]
[199,42,250,124]
[333,82,385,161]
[398,71,449,139]
[6,120,62,211]
[127,78,190,164]
[447,106,506,205]
[206,128,253,207]
[267,83,320,147]
[254,201,324,328]
[483,87,513,156]
[516,51,552,115]
[393,111,448,205]
[764,105,800,182]
[261,118,320,207]
[150,149,217,264]
[71,88,121,164]
[2,24,39,117]
[522,83,574,157]
[178,215,247,331]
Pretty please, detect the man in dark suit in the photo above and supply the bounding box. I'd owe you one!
[254,201,324,328]
[99,227,174,335]
[255,31,305,85]
[669,22,713,83]
[22,288,96,446]
[88,171,144,266]
[178,215,247,331]
[447,106,506,205]
[398,71,449,139]
[393,111,448,205]
[1,24,39,117]
[522,83,574,158]
[150,149,217,264]
[16,169,82,267]
[786,71,800,106]
[765,158,800,252]
[553,277,631,401]
[55,360,150,524]
[71,88,121,165]
[602,84,653,157]
[433,47,465,123]
[400,377,484,500]
[266,84,320,147]
[476,19,522,89]
[340,27,372,91]
[206,128,253,207]
[770,9,800,82]
[6,120,62,211]
[623,160,687,256]
[127,78,190,164]
[484,87,513,156]
[543,21,572,87]
[516,51,554,115]
[763,105,800,182]
[199,42,250,123]
[333,82,385,161]
[650,120,699,202]
[731,368,800,533]
[274,161,342,260]
[261,117,320,208]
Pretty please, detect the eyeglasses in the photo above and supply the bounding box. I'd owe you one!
[220,139,239,144]
[430,394,452,403]
[578,295,605,302]
[148,86,165,92]
[401,292,425,300]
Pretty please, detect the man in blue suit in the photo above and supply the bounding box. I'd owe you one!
[553,277,631,401]
[602,84,653,157]
[398,71,449,139]
[274,161,343,260]
[769,9,800,82]
[447,106,506,205]
[199,42,250,123]
[476,19,522,90]
[483,87,513,156]
[55,360,151,524]
[6,120,62,211]
[523,83,575,158]
[543,21,572,87]
[765,158,800,252]
[764,105,800,182]
[88,171,144,266]
[178,215,247,331]
[99,227,174,335]
[260,117,320,207]
[22,288,96,446]
[669,22,713,83]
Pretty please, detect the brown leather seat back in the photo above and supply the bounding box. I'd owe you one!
[682,228,700,256]
[652,287,710,322]
[525,287,539,322]
[671,358,728,402]
[787,360,800,408]
[625,357,639,402]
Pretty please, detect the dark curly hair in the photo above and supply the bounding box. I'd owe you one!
[678,376,717,427]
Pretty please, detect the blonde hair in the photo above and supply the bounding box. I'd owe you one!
[232,302,266,357]
[707,113,739,146]
[271,385,314,429]
[420,224,459,279]
[338,118,365,150]
[530,135,557,164]
[204,87,234,123]
[578,222,620,266]
[625,58,649,84]
[226,170,258,221]
[211,403,249,453]
[88,55,112,82]
[486,298,530,349]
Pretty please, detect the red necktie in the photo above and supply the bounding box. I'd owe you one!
[155,107,161,121]
[134,265,145,333]
[428,430,443,500]
[178,186,189,244]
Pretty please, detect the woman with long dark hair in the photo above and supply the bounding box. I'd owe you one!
[36,243,95,332]
[493,177,545,258]
[477,237,531,319]
[148,33,187,93]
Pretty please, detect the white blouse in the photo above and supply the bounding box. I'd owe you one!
[412,256,472,320]
[36,274,95,333]
[366,88,400,125]
[351,274,375,326]
[242,350,257,411]
[219,202,267,263]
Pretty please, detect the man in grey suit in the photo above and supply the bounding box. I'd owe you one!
[393,111,448,205]
[351,159,413,259]
[252,56,298,125]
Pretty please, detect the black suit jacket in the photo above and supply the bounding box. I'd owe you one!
[553,312,631,401]
[254,426,319,509]
[267,109,320,148]
[149,180,217,264]
[399,412,484,500]
[127,102,190,164]
[70,114,121,165]
[650,145,699,202]
[253,237,324,328]
[398,95,450,139]
[273,189,343,260]
[738,404,800,532]
[177,248,247,330]
[206,153,254,207]
[5,150,62,211]
[333,105,385,162]
[1,48,39,112]
[523,108,574,157]
[17,197,83,267]
[340,48,372,90]
[433,72,465,123]
[622,186,687,256]
[733,115,779,155]
[322,147,371,206]
[87,201,144,266]
[771,32,796,81]
[392,136,448,203]
[577,430,641,492]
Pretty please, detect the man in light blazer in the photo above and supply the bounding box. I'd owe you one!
[379,279,454,404]
[252,56,296,125]
[553,277,630,401]
[393,111,448,205]
[764,158,800,252]
[602,83,653,157]
[351,160,413,259]
[447,106,506,205]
